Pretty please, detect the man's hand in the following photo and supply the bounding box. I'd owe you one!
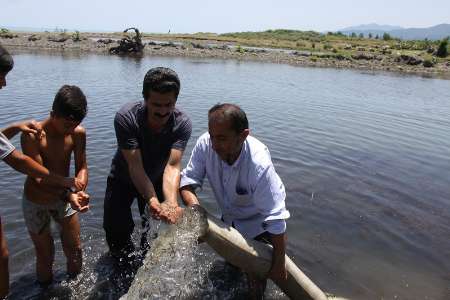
[18,120,44,139]
[148,197,162,219]
[68,191,90,213]
[160,202,184,224]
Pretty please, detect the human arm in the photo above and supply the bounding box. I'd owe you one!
[159,148,184,223]
[251,153,290,280]
[19,132,82,189]
[267,232,287,281]
[179,134,208,207]
[1,120,43,139]
[179,185,200,206]
[3,149,78,188]
[114,108,162,218]
[121,148,161,218]
[73,127,88,191]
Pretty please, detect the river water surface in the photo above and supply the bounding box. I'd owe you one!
[0,51,449,299]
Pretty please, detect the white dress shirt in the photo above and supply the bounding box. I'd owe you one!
[180,132,290,239]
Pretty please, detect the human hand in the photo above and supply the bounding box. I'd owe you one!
[68,191,90,213]
[160,203,184,224]
[18,120,44,139]
[62,177,84,191]
[148,197,162,219]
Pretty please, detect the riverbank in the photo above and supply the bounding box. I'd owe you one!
[1,31,450,78]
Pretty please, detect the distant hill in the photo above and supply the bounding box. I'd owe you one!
[339,23,450,40]
[340,23,404,32]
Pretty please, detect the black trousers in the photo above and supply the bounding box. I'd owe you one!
[103,175,163,256]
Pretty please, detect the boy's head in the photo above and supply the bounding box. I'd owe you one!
[142,67,180,125]
[51,85,87,134]
[0,45,14,89]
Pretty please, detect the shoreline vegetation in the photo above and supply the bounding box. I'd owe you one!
[1,28,450,78]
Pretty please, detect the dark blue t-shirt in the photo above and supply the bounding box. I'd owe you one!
[109,101,192,186]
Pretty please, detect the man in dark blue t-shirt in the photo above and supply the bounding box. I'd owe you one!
[103,67,192,257]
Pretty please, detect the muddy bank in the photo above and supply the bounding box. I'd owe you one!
[2,32,450,78]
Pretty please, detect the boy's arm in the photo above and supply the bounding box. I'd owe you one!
[73,127,88,191]
[3,149,74,187]
[20,132,81,189]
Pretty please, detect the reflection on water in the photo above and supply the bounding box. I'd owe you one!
[0,50,449,299]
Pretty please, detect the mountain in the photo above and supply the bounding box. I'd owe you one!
[390,24,450,40]
[338,23,450,40]
[340,23,404,32]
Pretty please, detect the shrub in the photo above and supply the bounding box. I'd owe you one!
[423,59,434,68]
[436,38,448,58]
[383,33,392,41]
[72,30,81,42]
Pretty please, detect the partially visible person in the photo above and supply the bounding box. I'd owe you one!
[21,85,89,285]
[180,103,290,299]
[0,44,82,298]
[103,67,191,259]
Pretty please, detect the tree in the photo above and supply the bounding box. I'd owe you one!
[436,37,449,57]
[383,33,392,41]
[351,32,357,38]
[359,33,364,38]
[375,34,379,39]
[368,33,373,39]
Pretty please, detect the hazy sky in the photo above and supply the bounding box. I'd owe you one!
[2,0,449,33]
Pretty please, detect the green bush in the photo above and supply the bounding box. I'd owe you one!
[436,38,448,58]
[423,59,434,68]
[383,33,392,41]
[72,30,81,42]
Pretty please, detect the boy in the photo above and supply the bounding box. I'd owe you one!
[21,84,90,285]
[0,44,83,297]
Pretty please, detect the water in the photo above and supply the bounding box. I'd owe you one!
[0,50,449,299]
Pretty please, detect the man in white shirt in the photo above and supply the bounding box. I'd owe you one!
[180,103,290,299]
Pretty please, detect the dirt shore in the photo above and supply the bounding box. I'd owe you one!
[2,32,450,79]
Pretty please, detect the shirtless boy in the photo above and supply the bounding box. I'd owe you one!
[21,85,90,285]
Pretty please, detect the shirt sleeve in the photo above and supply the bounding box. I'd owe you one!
[0,132,15,160]
[172,117,192,151]
[253,163,290,234]
[180,135,207,189]
[114,111,139,150]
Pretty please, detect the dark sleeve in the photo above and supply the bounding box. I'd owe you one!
[172,116,192,151]
[114,111,139,150]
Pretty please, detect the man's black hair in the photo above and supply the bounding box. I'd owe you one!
[208,103,249,133]
[142,67,180,100]
[52,85,88,122]
[0,44,14,73]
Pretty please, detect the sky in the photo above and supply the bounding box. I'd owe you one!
[1,0,449,33]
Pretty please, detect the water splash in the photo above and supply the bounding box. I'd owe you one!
[122,207,212,299]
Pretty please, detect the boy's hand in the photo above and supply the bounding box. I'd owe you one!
[18,120,44,139]
[62,177,85,191]
[68,191,90,213]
